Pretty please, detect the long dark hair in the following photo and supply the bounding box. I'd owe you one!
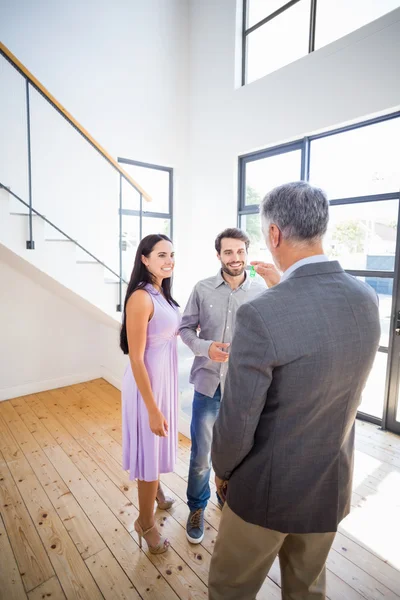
[120,234,179,354]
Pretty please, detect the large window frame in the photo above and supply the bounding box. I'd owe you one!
[238,110,400,430]
[117,157,173,239]
[242,0,399,85]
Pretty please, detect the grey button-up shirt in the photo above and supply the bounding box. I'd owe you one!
[179,270,266,397]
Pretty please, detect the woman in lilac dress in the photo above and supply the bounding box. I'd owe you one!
[120,234,180,554]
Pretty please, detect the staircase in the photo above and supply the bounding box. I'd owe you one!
[0,184,127,322]
[0,42,151,324]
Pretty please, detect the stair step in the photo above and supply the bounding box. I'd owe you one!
[45,238,75,242]
[76,260,100,265]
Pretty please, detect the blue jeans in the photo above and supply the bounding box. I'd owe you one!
[187,386,221,511]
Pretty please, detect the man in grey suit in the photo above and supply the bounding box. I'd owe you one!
[209,182,380,600]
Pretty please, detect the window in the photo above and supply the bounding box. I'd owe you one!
[238,111,400,423]
[118,158,173,281]
[309,118,400,199]
[325,201,398,271]
[243,0,400,85]
[245,1,310,84]
[315,0,400,49]
[239,143,303,262]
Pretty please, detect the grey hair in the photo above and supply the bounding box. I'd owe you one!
[260,181,329,243]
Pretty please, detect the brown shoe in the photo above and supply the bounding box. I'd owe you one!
[134,519,170,554]
[156,484,175,510]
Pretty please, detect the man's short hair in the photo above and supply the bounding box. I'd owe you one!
[260,181,329,242]
[215,228,250,254]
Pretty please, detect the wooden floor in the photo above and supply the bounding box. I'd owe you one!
[0,380,399,599]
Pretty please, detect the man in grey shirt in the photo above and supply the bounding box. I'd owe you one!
[179,228,265,544]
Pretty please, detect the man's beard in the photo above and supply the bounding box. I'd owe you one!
[221,262,246,277]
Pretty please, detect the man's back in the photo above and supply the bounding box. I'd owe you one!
[212,261,380,533]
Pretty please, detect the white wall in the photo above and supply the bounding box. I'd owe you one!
[0,0,190,285]
[98,323,127,391]
[181,2,400,299]
[0,258,101,400]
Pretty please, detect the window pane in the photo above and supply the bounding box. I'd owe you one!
[325,200,398,271]
[124,164,170,214]
[246,0,310,83]
[142,216,171,239]
[315,0,400,49]
[310,118,400,198]
[121,215,140,281]
[358,350,387,419]
[247,0,293,28]
[240,212,274,264]
[121,177,140,211]
[356,276,393,348]
[245,149,302,205]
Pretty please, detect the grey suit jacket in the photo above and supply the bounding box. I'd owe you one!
[212,261,380,533]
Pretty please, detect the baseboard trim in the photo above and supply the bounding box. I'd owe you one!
[0,370,101,402]
[178,414,191,439]
[100,366,122,391]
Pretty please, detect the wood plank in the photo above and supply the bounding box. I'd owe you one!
[85,381,121,410]
[5,455,103,600]
[46,436,137,533]
[95,380,122,402]
[356,423,400,453]
[43,444,179,599]
[0,461,54,591]
[40,390,123,464]
[355,438,400,469]
[36,392,89,440]
[11,396,59,449]
[76,435,139,508]
[60,387,122,445]
[326,547,399,600]
[0,456,54,592]
[28,577,66,600]
[23,394,75,447]
[332,532,400,596]
[0,412,23,463]
[0,399,106,560]
[0,402,41,455]
[0,513,28,599]
[85,547,141,600]
[25,447,106,560]
[68,385,120,421]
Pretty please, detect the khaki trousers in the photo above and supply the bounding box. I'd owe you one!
[208,503,336,600]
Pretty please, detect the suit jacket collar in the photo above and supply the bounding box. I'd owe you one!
[284,260,344,281]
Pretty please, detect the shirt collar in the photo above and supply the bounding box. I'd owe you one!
[214,269,252,290]
[280,255,329,282]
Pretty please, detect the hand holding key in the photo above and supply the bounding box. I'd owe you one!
[209,342,230,362]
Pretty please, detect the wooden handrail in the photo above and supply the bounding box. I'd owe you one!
[0,42,151,202]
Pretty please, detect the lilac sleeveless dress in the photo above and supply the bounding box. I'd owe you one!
[122,284,181,482]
